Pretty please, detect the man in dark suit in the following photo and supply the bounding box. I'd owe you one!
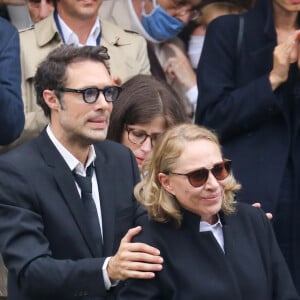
[0,45,163,300]
[0,17,24,145]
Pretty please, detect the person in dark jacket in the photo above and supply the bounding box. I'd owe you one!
[118,123,299,300]
[0,45,163,300]
[195,0,300,292]
[0,17,24,145]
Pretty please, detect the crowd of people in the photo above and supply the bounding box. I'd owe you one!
[0,0,299,299]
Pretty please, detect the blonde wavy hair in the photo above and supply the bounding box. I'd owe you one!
[134,123,241,227]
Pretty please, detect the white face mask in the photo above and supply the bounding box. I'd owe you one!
[188,34,205,69]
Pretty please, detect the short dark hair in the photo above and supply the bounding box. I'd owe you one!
[107,74,189,143]
[34,45,110,117]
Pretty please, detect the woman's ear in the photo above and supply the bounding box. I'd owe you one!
[158,172,175,196]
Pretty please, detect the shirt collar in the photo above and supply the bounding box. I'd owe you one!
[46,125,96,175]
[57,14,101,46]
[199,215,223,232]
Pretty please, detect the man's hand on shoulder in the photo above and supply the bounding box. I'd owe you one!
[107,226,163,281]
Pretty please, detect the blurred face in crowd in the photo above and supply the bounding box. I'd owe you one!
[159,138,228,224]
[56,0,103,21]
[138,0,202,24]
[26,0,54,23]
[121,116,166,169]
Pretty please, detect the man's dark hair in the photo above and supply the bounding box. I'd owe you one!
[34,45,110,117]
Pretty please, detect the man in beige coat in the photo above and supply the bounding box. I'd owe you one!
[0,0,150,152]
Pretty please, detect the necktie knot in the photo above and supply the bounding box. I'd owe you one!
[73,165,94,197]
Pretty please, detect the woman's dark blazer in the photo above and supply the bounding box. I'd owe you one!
[118,203,299,300]
[194,0,300,289]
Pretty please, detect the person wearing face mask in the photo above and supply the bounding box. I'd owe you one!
[99,0,201,117]
[139,0,185,42]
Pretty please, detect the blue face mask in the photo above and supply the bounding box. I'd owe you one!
[141,0,185,42]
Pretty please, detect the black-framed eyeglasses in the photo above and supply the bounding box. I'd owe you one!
[126,125,162,147]
[167,159,232,188]
[55,86,122,104]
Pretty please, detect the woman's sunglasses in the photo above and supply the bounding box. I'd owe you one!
[168,159,232,188]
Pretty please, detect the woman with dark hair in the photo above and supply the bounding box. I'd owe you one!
[107,74,189,170]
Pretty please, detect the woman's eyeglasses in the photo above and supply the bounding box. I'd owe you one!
[126,126,162,147]
[168,159,232,187]
[55,86,122,103]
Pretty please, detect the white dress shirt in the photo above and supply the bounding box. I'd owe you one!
[199,216,225,252]
[57,14,101,46]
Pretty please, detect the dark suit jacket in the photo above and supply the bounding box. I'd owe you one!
[0,17,24,145]
[0,130,143,300]
[118,203,299,300]
[194,0,300,290]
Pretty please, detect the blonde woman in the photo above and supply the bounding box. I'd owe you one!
[195,0,300,291]
[118,123,299,300]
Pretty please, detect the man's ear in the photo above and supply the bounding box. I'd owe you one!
[43,89,61,111]
[158,172,175,196]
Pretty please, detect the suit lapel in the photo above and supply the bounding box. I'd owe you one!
[94,150,115,257]
[36,130,102,257]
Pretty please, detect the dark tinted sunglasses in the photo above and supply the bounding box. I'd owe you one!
[168,159,232,188]
[55,86,122,103]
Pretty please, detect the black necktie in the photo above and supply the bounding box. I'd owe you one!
[73,165,103,255]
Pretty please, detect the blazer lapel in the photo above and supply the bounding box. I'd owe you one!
[36,130,102,257]
[94,150,116,257]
